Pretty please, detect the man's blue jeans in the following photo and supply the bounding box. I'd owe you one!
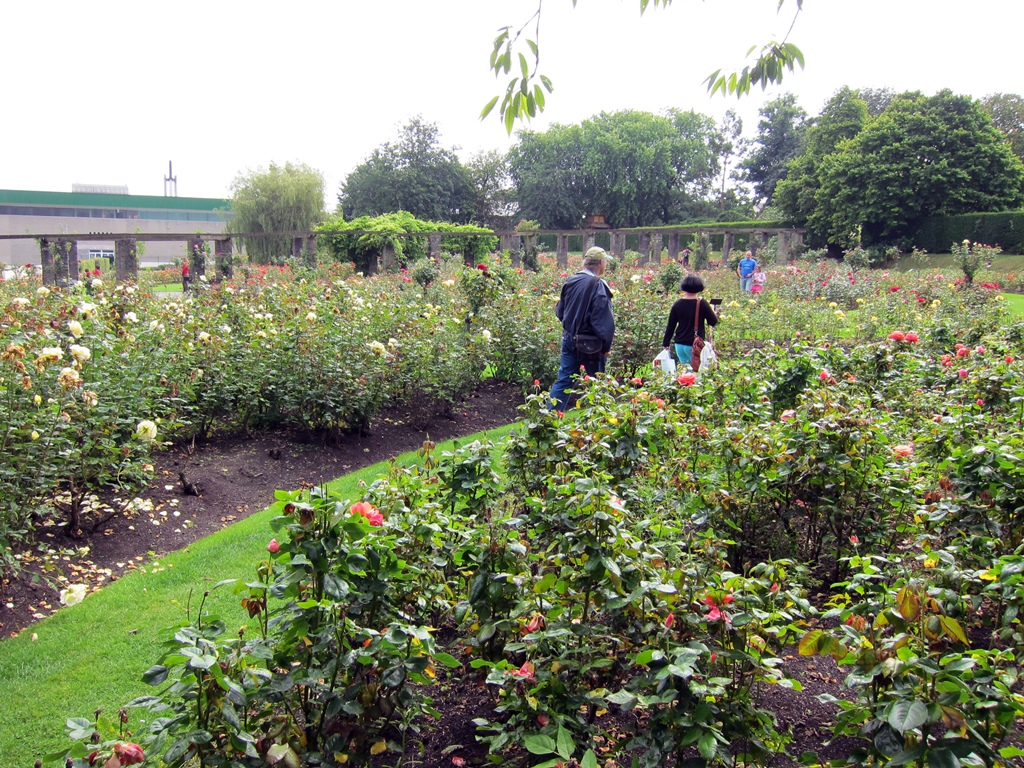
[549,335,605,412]
[740,276,753,292]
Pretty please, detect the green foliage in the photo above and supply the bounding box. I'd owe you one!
[914,210,1024,255]
[339,117,475,225]
[229,162,325,265]
[485,0,807,130]
[952,239,1002,285]
[811,90,1024,248]
[317,211,496,274]
[508,110,723,229]
[981,92,1024,164]
[739,93,808,207]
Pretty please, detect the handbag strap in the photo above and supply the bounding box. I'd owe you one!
[573,275,602,336]
[692,298,701,339]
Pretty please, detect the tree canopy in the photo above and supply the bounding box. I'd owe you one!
[779,90,1024,248]
[507,109,724,229]
[229,162,325,265]
[339,117,476,224]
[740,93,807,209]
[981,93,1024,164]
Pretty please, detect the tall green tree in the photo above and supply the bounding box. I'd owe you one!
[465,149,517,229]
[775,87,869,242]
[740,93,807,208]
[507,122,587,229]
[981,93,1024,164]
[339,117,476,224]
[509,109,722,229]
[229,162,325,265]
[813,90,1024,247]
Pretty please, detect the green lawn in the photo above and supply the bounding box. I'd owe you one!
[0,424,514,767]
[894,253,1024,272]
[1001,292,1024,318]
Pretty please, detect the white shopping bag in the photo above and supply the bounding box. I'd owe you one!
[699,341,718,371]
[653,349,676,375]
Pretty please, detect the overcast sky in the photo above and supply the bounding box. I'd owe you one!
[3,0,1020,204]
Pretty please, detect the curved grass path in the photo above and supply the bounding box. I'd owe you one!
[0,424,515,767]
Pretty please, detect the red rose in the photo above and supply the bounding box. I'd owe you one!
[905,332,919,343]
[266,539,280,554]
[889,331,906,341]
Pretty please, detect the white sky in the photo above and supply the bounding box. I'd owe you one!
[3,0,1020,205]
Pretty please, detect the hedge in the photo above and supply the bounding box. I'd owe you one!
[913,211,1024,254]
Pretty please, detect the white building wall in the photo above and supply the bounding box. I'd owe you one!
[0,215,229,266]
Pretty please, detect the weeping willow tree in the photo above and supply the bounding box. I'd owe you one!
[229,162,325,265]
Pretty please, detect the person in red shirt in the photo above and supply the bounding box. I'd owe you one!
[181,260,191,292]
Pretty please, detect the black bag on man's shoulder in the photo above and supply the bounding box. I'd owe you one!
[574,333,603,356]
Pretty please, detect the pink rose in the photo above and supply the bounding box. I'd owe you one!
[889,331,906,341]
[819,370,831,381]
[958,368,968,379]
[664,612,675,629]
[676,372,697,387]
[350,501,384,526]
[893,444,914,458]
[267,539,280,554]
[1006,356,1014,364]
[905,332,919,343]
[113,743,146,766]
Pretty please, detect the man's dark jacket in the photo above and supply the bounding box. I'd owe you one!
[555,271,615,353]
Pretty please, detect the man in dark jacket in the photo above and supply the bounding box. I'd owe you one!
[548,247,615,411]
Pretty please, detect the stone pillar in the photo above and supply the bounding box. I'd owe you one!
[610,231,625,259]
[649,233,663,264]
[291,236,304,263]
[667,232,680,262]
[556,234,569,268]
[215,238,234,280]
[638,233,651,265]
[381,242,396,273]
[115,238,138,283]
[776,231,789,264]
[303,235,317,269]
[40,238,54,286]
[499,233,513,253]
[50,238,72,287]
[722,232,734,263]
[68,240,79,284]
[428,233,441,258]
[584,232,596,251]
[509,235,522,268]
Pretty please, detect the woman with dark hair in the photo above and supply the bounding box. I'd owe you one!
[662,273,718,370]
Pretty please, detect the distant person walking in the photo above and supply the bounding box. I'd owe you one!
[737,250,757,292]
[181,260,191,292]
[548,247,616,412]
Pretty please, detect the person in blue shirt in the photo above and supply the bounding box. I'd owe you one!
[548,247,615,412]
[737,251,757,292]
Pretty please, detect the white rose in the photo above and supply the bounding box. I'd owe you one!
[136,420,158,441]
[68,320,84,338]
[69,345,91,362]
[59,583,88,607]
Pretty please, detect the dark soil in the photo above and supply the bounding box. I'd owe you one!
[0,378,857,766]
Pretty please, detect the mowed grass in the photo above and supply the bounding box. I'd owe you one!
[0,424,515,766]
[1001,292,1024,318]
[894,253,1024,272]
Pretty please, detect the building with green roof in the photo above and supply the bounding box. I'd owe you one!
[0,188,231,266]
